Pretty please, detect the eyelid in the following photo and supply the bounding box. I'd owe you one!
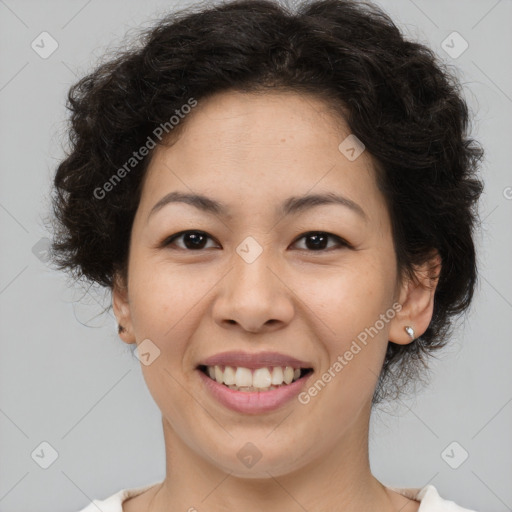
[160,230,220,250]
[161,230,352,251]
[292,231,351,250]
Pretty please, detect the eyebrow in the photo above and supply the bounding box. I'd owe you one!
[148,190,367,222]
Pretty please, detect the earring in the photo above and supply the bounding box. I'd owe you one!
[404,326,415,340]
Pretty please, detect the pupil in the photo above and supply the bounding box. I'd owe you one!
[307,233,327,250]
[183,233,328,250]
[184,232,206,249]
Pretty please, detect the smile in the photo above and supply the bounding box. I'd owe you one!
[196,365,314,414]
[199,364,313,391]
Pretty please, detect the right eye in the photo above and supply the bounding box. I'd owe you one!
[161,230,220,251]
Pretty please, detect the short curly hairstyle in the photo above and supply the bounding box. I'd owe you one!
[47,0,484,404]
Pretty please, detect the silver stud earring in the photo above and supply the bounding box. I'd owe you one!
[404,326,415,340]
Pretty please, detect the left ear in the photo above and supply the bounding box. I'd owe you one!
[389,249,442,344]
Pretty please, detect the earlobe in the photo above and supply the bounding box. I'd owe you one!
[112,272,136,344]
[389,250,442,345]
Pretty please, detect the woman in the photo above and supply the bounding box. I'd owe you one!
[48,0,484,510]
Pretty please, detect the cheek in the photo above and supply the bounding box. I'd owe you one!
[298,254,395,399]
[299,256,395,335]
[125,263,205,382]
[126,260,206,419]
[129,252,206,327]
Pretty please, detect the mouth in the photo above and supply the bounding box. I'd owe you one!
[195,350,315,413]
[197,364,314,392]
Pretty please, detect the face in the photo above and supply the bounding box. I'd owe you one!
[113,90,422,479]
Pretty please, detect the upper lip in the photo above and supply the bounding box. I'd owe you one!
[198,351,314,370]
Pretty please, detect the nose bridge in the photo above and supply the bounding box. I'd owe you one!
[212,234,294,331]
[230,235,275,296]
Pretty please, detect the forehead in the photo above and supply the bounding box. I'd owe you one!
[174,89,351,150]
[138,90,385,223]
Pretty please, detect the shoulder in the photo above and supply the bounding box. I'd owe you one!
[417,485,479,511]
[387,484,479,512]
[73,482,160,512]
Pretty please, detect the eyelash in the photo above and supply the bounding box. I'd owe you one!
[160,230,352,252]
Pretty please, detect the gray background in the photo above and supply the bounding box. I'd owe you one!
[0,0,511,511]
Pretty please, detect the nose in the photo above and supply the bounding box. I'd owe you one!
[212,247,295,334]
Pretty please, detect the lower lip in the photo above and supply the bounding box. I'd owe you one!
[197,369,312,414]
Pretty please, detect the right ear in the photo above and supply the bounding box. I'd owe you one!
[112,271,136,345]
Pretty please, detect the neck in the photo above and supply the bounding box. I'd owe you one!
[149,404,397,512]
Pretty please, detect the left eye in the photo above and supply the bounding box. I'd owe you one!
[293,231,350,251]
[161,230,350,251]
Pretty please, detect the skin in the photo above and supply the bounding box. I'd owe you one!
[113,90,440,512]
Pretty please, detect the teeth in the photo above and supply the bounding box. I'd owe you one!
[235,367,253,387]
[253,368,272,388]
[223,365,236,385]
[271,366,283,385]
[283,366,294,384]
[204,365,307,390]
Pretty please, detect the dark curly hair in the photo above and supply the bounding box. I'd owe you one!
[46,0,484,404]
